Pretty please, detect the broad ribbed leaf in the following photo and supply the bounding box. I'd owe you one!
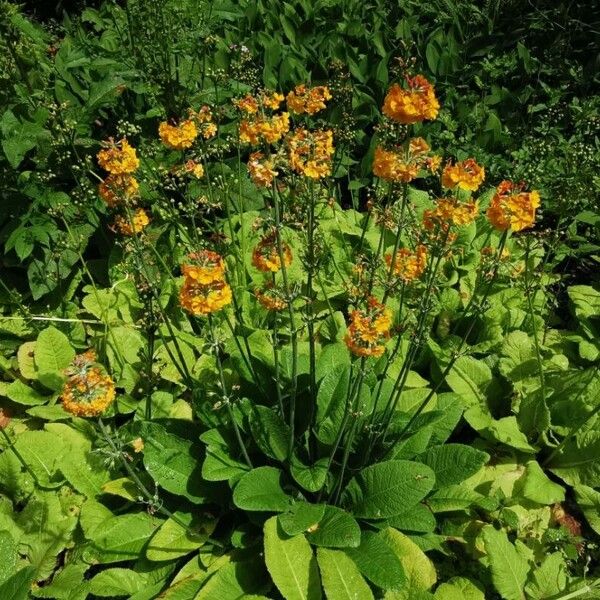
[317,548,374,600]
[419,444,489,488]
[233,467,292,512]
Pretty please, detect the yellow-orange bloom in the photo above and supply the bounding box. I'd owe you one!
[441,159,485,192]
[486,181,540,232]
[235,94,259,114]
[98,174,139,207]
[288,128,334,179]
[183,160,204,178]
[114,208,150,235]
[286,85,332,115]
[382,75,440,124]
[97,139,139,175]
[344,297,392,358]
[159,119,198,150]
[61,352,115,417]
[181,250,226,284]
[423,198,479,234]
[255,285,287,311]
[179,279,232,315]
[373,146,418,182]
[248,152,278,187]
[239,113,290,145]
[261,91,285,110]
[252,235,293,272]
[385,245,428,282]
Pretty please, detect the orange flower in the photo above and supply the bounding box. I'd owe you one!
[255,284,287,311]
[344,297,392,358]
[182,160,204,178]
[287,128,334,179]
[98,174,139,207]
[252,235,293,272]
[248,152,278,187]
[181,250,226,284]
[486,181,540,232]
[385,245,428,282]
[441,159,485,192]
[235,94,259,114]
[114,208,150,235]
[179,279,232,315]
[423,198,479,235]
[261,91,285,110]
[61,352,115,417]
[239,113,290,145]
[159,119,198,150]
[286,85,332,115]
[373,146,418,182]
[97,139,139,175]
[425,155,442,172]
[382,75,440,124]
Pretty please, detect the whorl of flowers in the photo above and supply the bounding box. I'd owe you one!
[252,234,293,273]
[191,106,217,139]
[98,174,139,207]
[61,350,115,417]
[286,84,332,115]
[239,112,290,146]
[179,250,232,316]
[382,75,440,124]
[423,198,479,237]
[159,119,198,150]
[441,159,485,192]
[248,152,278,187]
[372,137,435,183]
[486,180,541,232]
[114,208,150,235]
[235,91,285,114]
[287,128,334,179]
[385,245,428,282]
[345,297,392,358]
[255,284,287,311]
[97,138,139,175]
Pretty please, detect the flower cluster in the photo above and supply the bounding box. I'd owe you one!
[288,128,335,179]
[255,283,287,311]
[382,75,440,124]
[486,180,541,232]
[97,139,140,207]
[247,152,278,187]
[442,159,485,192]
[114,208,150,236]
[345,297,392,357]
[235,91,285,113]
[423,198,479,239]
[373,138,439,183]
[252,234,293,273]
[61,351,115,417]
[159,119,198,150]
[239,112,291,145]
[286,85,332,115]
[179,250,232,316]
[385,245,428,282]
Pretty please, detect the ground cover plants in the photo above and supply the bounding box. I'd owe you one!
[1,1,600,598]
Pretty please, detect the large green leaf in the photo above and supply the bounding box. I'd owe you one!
[549,430,600,486]
[146,512,215,562]
[249,405,290,461]
[524,552,567,599]
[574,485,600,535]
[317,548,374,600]
[35,326,75,375]
[342,460,435,519]
[196,559,268,599]
[89,568,149,598]
[279,502,326,536]
[481,525,529,600]
[433,577,484,600]
[305,505,361,548]
[233,467,292,512]
[264,517,322,600]
[316,364,350,444]
[419,444,488,488]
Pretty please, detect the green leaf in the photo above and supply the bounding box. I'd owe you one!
[343,460,435,519]
[89,568,149,597]
[419,444,488,488]
[519,461,565,505]
[279,502,326,536]
[13,429,67,488]
[196,559,268,599]
[305,505,361,548]
[87,512,162,564]
[200,428,250,482]
[146,512,215,561]
[344,530,406,591]
[35,326,75,374]
[291,455,328,492]
[141,421,210,503]
[442,355,491,406]
[388,503,436,533]
[0,531,16,585]
[433,577,484,600]
[249,405,290,461]
[316,365,350,444]
[549,430,600,487]
[380,528,436,592]
[481,525,529,600]
[263,516,322,600]
[574,485,600,535]
[317,548,374,600]
[233,467,292,512]
[524,552,567,599]
[0,566,36,600]
[5,380,50,406]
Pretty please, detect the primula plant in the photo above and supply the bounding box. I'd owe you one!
[1,2,600,599]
